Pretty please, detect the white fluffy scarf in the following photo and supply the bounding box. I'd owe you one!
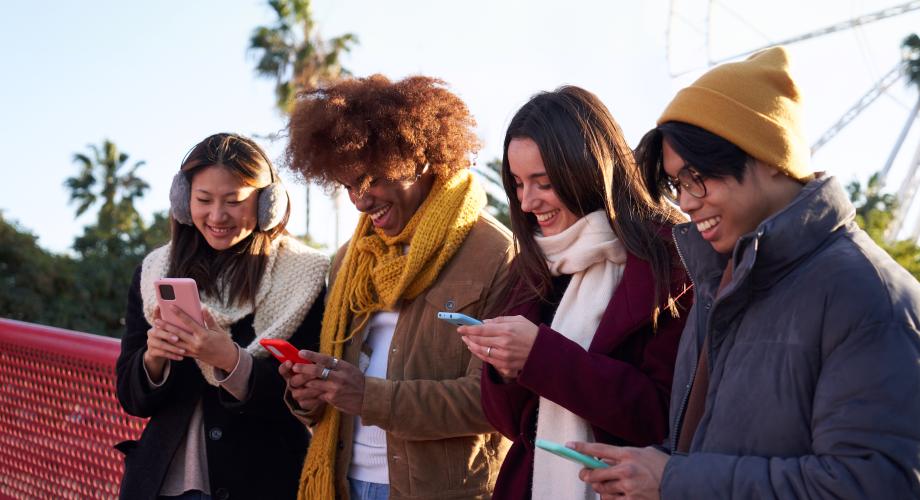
[140,234,329,385]
[532,210,626,500]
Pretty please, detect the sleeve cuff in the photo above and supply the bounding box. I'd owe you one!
[360,376,393,428]
[214,345,251,401]
[143,358,171,388]
[284,386,321,427]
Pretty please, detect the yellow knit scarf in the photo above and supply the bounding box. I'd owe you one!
[297,169,486,500]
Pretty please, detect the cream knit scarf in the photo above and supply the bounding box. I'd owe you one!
[139,234,329,385]
[532,210,626,500]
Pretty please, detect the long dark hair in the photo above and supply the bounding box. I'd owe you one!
[501,86,685,326]
[168,133,290,307]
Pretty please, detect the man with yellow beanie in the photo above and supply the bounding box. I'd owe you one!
[571,46,920,498]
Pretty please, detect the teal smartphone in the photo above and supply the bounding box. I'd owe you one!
[535,439,609,469]
[437,312,483,326]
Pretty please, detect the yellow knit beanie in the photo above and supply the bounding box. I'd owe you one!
[658,46,812,181]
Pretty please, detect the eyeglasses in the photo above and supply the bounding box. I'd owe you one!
[661,165,707,201]
[339,171,421,197]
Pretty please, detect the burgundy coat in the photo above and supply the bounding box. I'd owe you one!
[480,251,692,499]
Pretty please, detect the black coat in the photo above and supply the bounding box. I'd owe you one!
[115,266,324,500]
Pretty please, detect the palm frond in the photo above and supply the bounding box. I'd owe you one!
[903,34,920,87]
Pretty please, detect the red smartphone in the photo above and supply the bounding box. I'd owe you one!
[154,278,204,328]
[259,338,313,364]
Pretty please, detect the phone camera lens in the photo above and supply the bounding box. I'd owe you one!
[159,284,176,300]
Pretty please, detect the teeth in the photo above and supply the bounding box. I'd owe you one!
[370,205,390,221]
[535,210,559,223]
[209,226,232,234]
[696,216,721,233]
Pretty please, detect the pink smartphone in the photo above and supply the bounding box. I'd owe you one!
[154,278,204,328]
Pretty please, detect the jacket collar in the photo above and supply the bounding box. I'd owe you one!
[674,175,855,291]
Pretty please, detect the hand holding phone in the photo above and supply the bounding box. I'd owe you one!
[437,312,483,326]
[155,278,204,328]
[535,439,609,469]
[260,338,313,364]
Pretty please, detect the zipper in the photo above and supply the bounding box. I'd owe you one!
[668,228,756,453]
[670,225,696,453]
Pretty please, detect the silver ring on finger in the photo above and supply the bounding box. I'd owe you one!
[320,367,331,381]
[486,346,493,357]
[331,357,339,370]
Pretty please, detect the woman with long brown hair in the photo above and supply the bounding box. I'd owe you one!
[459,86,692,499]
[115,133,328,499]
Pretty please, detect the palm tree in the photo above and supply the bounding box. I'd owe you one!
[64,139,149,236]
[883,34,920,241]
[904,34,920,85]
[250,0,358,113]
[249,0,358,238]
[473,159,511,229]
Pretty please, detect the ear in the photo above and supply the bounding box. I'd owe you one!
[169,172,193,225]
[752,159,781,177]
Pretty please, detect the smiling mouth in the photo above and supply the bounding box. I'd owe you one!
[369,204,391,223]
[535,209,559,223]
[207,224,235,235]
[695,216,721,233]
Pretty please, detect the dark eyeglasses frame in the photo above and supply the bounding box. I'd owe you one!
[340,166,425,197]
[662,165,708,202]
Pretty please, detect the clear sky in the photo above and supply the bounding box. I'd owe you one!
[2,0,918,254]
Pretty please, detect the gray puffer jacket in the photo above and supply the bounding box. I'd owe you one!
[662,176,920,499]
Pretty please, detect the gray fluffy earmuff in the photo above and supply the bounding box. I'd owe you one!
[169,171,289,231]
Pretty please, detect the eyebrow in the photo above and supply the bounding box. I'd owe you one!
[513,172,549,180]
[193,188,250,197]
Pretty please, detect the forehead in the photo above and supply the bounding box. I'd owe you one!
[507,138,547,176]
[661,140,687,177]
[191,165,254,192]
[334,169,368,186]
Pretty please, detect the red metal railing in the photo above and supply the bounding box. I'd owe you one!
[0,319,145,499]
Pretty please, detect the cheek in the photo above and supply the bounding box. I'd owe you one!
[237,202,259,226]
[189,201,209,221]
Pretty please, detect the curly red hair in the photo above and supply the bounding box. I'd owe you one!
[284,74,479,191]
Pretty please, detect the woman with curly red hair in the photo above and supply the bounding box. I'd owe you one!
[279,74,513,500]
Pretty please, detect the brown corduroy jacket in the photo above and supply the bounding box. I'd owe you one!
[290,212,514,499]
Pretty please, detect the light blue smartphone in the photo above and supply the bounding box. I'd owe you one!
[535,439,609,469]
[437,312,483,326]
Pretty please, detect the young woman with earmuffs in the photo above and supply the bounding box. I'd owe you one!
[115,133,329,500]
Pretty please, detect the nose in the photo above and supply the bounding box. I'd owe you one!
[519,186,539,213]
[348,189,374,212]
[208,203,229,222]
[677,188,702,214]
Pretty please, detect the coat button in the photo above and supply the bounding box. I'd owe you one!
[215,487,230,500]
[445,300,455,311]
[209,427,223,441]
[337,440,345,450]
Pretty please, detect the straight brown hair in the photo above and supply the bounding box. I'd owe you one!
[501,87,686,326]
[168,133,290,307]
